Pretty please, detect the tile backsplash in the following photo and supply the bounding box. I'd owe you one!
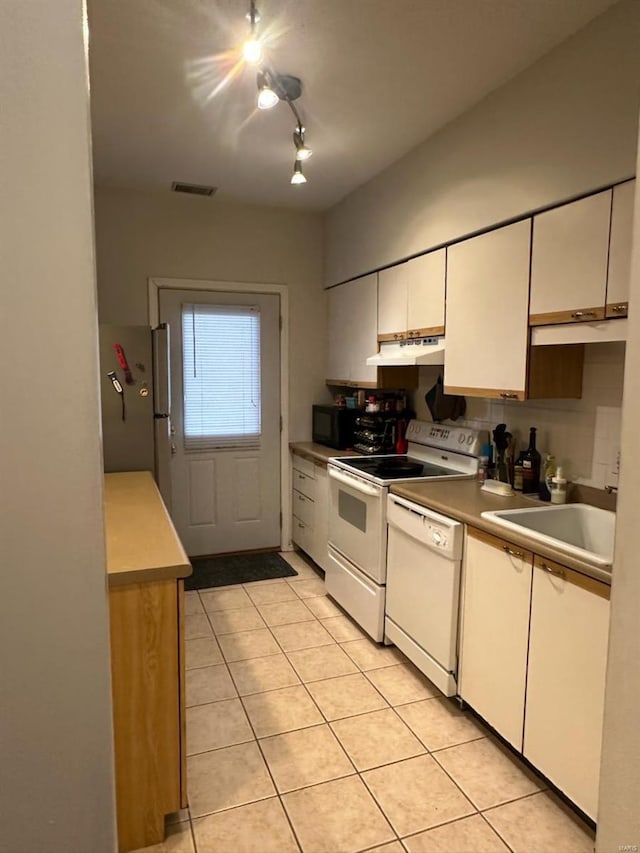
[411,342,625,489]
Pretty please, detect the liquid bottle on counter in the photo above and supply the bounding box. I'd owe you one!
[550,466,568,504]
[521,427,541,494]
[513,450,525,492]
[539,453,556,502]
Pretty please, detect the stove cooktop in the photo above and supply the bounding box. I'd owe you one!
[337,454,457,480]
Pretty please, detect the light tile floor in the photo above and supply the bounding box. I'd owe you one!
[135,550,596,853]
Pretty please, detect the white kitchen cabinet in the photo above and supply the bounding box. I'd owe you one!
[524,556,610,821]
[606,179,635,318]
[530,190,612,325]
[459,528,533,750]
[291,452,330,571]
[327,274,378,386]
[445,220,584,401]
[445,221,531,400]
[377,250,446,341]
[406,250,446,337]
[378,263,408,340]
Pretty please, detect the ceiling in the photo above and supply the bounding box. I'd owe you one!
[88,0,618,211]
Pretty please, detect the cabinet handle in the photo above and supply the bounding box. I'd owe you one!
[611,304,627,314]
[503,545,524,559]
[539,562,566,579]
[297,522,304,529]
[570,311,597,320]
[500,393,519,399]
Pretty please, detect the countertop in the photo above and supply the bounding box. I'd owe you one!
[390,479,612,585]
[290,442,363,464]
[104,471,192,587]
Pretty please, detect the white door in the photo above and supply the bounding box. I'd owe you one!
[160,289,281,556]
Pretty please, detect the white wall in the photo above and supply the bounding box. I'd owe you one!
[0,2,116,852]
[325,0,640,285]
[412,343,625,489]
[94,187,329,439]
[596,130,640,852]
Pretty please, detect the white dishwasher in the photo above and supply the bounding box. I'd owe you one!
[385,494,463,697]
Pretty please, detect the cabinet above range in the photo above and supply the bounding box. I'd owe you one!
[377,249,446,342]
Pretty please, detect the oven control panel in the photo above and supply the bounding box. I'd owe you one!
[406,420,485,456]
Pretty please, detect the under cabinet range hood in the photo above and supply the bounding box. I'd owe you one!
[366,336,446,367]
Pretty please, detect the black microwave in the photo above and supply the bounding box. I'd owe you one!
[312,405,355,450]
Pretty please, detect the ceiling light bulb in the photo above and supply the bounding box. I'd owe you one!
[243,38,262,64]
[295,145,312,161]
[293,127,313,161]
[291,161,307,185]
[257,85,278,109]
[256,71,278,109]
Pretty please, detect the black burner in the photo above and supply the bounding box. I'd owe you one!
[375,460,424,476]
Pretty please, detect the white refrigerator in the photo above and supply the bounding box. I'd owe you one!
[99,324,171,501]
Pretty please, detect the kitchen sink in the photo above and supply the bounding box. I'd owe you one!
[480,503,615,567]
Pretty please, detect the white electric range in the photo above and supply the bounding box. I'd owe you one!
[326,420,486,642]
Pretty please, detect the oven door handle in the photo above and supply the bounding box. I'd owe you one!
[328,466,382,497]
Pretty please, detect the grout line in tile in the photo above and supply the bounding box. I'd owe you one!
[222,652,305,853]
[477,809,517,853]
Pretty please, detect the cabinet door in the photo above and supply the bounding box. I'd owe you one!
[530,190,611,325]
[378,264,408,341]
[327,284,352,385]
[459,529,533,750]
[406,249,445,337]
[311,462,330,571]
[345,273,379,385]
[606,179,635,317]
[445,220,531,400]
[524,558,610,820]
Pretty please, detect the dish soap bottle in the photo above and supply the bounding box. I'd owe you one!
[550,467,568,504]
[539,453,556,502]
[521,427,541,494]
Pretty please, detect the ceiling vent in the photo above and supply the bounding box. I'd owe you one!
[171,181,217,197]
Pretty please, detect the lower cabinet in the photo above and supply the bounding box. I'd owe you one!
[459,528,610,822]
[109,578,187,852]
[291,452,330,571]
[524,556,610,820]
[459,528,533,750]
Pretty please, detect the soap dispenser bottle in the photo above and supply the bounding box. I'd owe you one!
[550,466,568,504]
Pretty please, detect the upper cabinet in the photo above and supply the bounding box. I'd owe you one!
[445,221,531,400]
[327,274,378,387]
[445,220,584,401]
[606,179,636,317]
[378,250,446,341]
[530,190,612,325]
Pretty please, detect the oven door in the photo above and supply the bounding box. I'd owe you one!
[328,465,387,583]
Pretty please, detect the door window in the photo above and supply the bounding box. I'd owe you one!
[182,303,261,450]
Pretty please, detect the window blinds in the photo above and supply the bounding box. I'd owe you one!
[182,303,261,451]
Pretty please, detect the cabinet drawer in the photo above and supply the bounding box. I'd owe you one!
[292,515,314,554]
[293,468,316,500]
[292,453,315,479]
[293,489,314,527]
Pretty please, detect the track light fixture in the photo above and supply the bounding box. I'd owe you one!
[243,0,262,64]
[256,70,278,110]
[242,1,312,185]
[293,124,312,161]
[291,161,307,185]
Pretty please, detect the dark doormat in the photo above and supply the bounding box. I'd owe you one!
[185,551,298,591]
